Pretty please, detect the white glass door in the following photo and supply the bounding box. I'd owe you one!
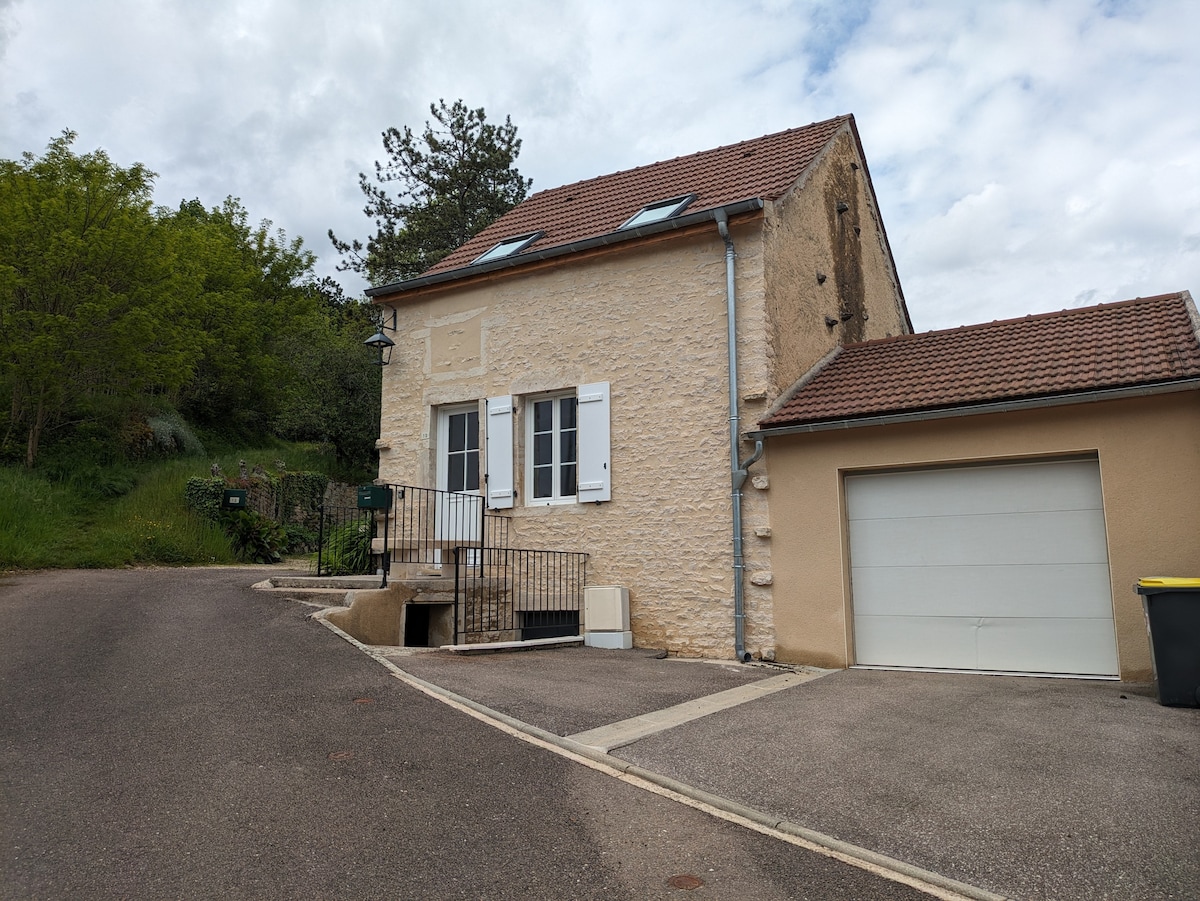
[436,405,482,565]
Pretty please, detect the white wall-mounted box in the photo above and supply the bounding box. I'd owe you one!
[584,586,630,632]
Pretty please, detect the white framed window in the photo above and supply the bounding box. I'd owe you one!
[513,382,611,507]
[433,403,483,567]
[437,404,480,494]
[527,393,578,504]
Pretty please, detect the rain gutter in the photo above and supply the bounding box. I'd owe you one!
[747,378,1200,439]
[714,208,762,664]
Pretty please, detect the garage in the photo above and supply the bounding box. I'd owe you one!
[845,459,1120,677]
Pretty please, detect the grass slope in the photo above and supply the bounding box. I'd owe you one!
[0,443,363,570]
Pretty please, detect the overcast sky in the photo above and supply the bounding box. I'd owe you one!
[2,0,1197,331]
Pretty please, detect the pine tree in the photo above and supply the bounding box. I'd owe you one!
[329,99,531,286]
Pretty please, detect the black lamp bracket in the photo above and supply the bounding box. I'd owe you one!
[364,307,398,365]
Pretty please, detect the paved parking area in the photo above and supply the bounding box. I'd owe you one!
[386,646,788,735]
[387,647,1200,901]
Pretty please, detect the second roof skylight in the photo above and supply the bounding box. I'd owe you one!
[472,231,542,265]
[619,194,696,230]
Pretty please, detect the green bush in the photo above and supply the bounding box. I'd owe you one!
[321,518,373,575]
[121,410,203,461]
[282,523,318,555]
[184,477,225,521]
[222,510,286,564]
[37,436,137,500]
[279,470,328,526]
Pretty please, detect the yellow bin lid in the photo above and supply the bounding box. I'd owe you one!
[1138,577,1200,588]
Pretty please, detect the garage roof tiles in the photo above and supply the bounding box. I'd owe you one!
[761,292,1200,428]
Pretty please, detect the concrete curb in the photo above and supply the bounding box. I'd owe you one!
[314,617,1010,901]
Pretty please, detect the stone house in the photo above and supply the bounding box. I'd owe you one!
[365,114,912,658]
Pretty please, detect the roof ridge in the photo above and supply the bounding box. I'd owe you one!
[525,114,854,200]
[841,292,1189,351]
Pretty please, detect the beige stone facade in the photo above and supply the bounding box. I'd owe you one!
[371,129,909,657]
[763,390,1200,680]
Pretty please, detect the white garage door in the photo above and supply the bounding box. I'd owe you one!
[846,459,1119,676]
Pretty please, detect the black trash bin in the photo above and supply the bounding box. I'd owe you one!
[1136,578,1200,707]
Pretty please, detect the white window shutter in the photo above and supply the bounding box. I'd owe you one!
[485,396,514,509]
[576,381,611,503]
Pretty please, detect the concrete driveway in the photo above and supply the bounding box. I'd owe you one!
[386,647,1200,901]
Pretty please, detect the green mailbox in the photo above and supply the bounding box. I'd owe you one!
[221,489,248,510]
[357,485,393,510]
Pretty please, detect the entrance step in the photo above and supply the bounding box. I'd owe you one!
[442,635,585,655]
[261,575,383,590]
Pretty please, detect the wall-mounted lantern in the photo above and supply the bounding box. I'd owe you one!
[364,308,397,365]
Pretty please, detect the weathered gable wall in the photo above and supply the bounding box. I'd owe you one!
[375,219,775,658]
[762,128,909,396]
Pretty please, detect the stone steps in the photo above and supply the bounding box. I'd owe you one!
[262,574,383,590]
[254,574,458,607]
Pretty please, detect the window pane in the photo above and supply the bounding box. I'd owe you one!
[465,452,479,491]
[534,466,552,499]
[448,413,466,453]
[533,433,553,465]
[527,392,582,503]
[534,400,553,433]
[560,397,577,429]
[448,455,465,492]
[620,196,692,230]
[472,232,537,264]
[465,411,479,450]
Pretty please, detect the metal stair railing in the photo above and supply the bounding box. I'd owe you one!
[453,546,588,644]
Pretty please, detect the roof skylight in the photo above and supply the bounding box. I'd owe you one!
[619,194,696,230]
[472,231,541,264]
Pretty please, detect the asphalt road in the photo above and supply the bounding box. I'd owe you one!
[1,568,929,901]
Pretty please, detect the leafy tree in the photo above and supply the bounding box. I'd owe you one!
[329,99,531,286]
[273,278,381,469]
[164,197,321,438]
[1,134,381,474]
[0,131,195,467]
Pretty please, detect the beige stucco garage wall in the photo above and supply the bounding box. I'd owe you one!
[764,391,1200,680]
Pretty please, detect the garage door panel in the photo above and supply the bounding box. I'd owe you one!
[856,615,1119,675]
[854,615,978,669]
[851,563,1114,618]
[849,510,1110,567]
[846,461,1104,520]
[977,618,1118,675]
[846,460,1117,677]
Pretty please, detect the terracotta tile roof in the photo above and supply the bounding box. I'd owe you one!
[421,114,853,278]
[760,293,1200,428]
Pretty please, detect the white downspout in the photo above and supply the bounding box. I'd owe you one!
[715,208,763,663]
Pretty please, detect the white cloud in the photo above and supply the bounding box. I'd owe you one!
[1,0,1198,328]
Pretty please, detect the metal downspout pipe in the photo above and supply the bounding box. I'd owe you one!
[715,208,763,663]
